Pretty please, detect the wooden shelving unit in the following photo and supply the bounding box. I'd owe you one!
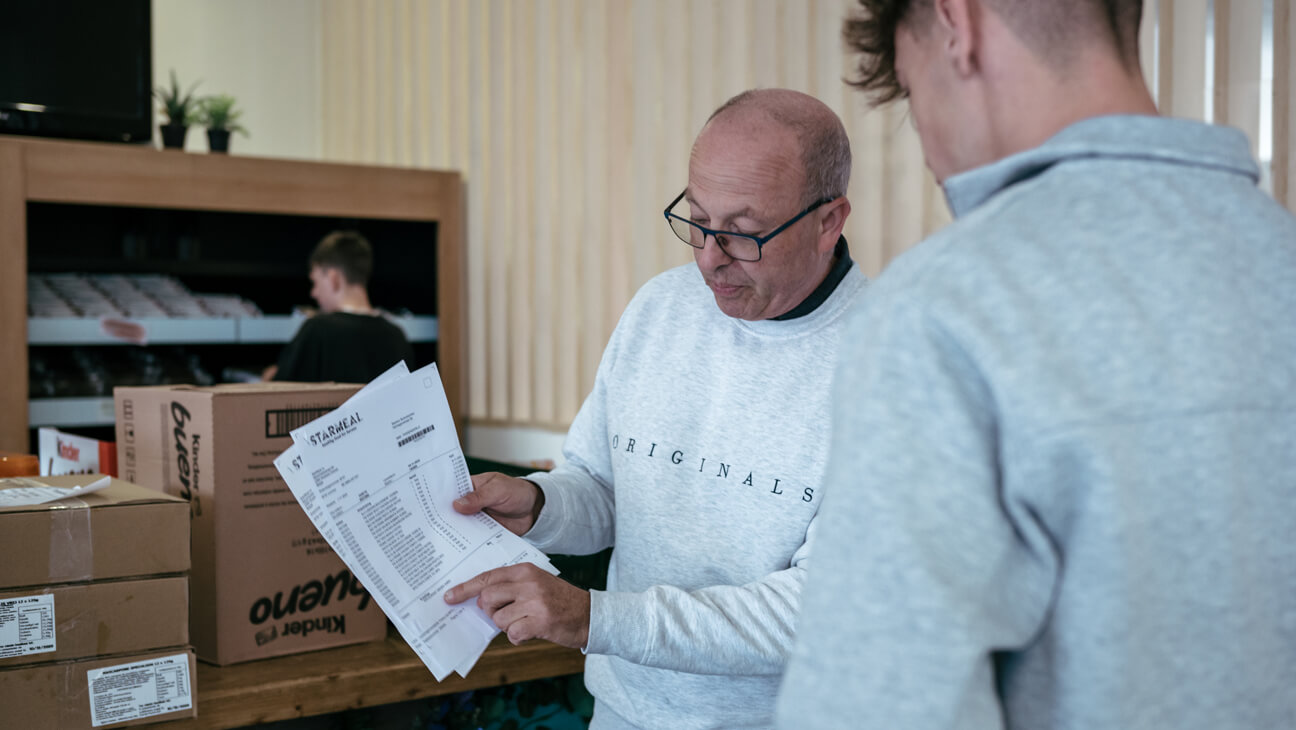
[150,630,585,729]
[0,136,467,450]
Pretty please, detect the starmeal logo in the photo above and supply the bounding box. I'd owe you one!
[610,433,817,503]
[307,412,363,448]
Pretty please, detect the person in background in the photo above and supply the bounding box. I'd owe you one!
[267,230,414,383]
[444,88,865,729]
[779,1,1296,728]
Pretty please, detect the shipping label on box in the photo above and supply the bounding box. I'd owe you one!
[0,594,56,660]
[115,383,387,664]
[86,652,193,728]
[0,648,197,729]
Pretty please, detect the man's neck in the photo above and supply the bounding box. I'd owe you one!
[333,288,373,315]
[984,37,1159,163]
[771,237,852,321]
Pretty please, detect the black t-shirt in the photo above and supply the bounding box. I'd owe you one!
[273,312,415,384]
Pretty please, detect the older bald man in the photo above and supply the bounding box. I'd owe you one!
[446,88,866,729]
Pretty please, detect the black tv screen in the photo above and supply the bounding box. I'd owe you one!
[0,1,152,143]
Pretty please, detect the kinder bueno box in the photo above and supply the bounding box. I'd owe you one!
[113,383,385,665]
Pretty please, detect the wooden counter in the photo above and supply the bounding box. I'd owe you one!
[153,629,584,729]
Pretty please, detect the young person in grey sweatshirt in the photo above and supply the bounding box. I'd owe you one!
[444,89,868,729]
[779,1,1296,728]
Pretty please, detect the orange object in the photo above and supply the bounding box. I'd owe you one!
[0,452,40,477]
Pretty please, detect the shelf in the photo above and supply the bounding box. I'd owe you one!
[28,396,115,427]
[2,136,467,455]
[150,630,584,730]
[29,317,238,345]
[28,315,439,345]
[27,258,305,278]
[393,315,438,343]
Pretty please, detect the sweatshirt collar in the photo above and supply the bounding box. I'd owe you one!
[942,115,1260,218]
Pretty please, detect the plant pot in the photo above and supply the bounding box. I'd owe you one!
[207,128,231,154]
[160,123,188,150]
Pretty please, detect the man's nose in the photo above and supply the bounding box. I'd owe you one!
[694,233,733,270]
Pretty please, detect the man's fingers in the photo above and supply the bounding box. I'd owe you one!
[451,490,484,514]
[476,584,520,614]
[453,472,515,515]
[444,568,500,604]
[443,564,528,604]
[504,616,539,645]
[489,600,528,631]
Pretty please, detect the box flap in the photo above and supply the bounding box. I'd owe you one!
[0,475,187,514]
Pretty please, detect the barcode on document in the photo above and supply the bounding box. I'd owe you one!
[265,407,336,438]
[397,425,436,447]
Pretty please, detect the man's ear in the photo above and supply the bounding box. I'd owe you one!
[817,198,851,254]
[325,267,344,291]
[934,0,980,78]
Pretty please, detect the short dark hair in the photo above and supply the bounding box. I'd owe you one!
[844,0,1144,106]
[309,230,373,287]
[842,0,926,106]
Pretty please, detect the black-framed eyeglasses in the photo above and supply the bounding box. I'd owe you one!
[663,190,834,262]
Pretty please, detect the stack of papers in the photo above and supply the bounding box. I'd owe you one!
[273,362,556,680]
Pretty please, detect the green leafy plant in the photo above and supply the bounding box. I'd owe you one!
[154,69,201,126]
[197,94,249,136]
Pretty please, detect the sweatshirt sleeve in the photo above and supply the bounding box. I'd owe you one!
[778,281,1060,728]
[583,515,817,676]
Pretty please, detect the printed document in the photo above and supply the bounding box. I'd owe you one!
[275,362,555,680]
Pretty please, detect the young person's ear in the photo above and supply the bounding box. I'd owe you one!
[934,0,980,78]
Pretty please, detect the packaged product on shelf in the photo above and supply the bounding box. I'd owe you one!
[37,427,118,477]
[194,293,262,317]
[28,273,263,321]
[113,382,388,665]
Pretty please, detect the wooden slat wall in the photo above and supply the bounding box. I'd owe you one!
[1213,0,1264,156]
[1158,0,1210,119]
[1277,0,1294,208]
[320,0,1294,431]
[319,0,945,428]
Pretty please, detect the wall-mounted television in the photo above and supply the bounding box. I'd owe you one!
[0,1,152,144]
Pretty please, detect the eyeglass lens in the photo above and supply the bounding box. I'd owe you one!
[668,206,761,262]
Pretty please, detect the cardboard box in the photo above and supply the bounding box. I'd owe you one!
[114,382,386,665]
[0,576,188,668]
[0,648,197,728]
[0,476,189,590]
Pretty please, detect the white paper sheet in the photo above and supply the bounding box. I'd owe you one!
[275,362,555,679]
[0,476,112,508]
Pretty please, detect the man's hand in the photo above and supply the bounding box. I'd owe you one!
[453,472,544,536]
[444,563,590,649]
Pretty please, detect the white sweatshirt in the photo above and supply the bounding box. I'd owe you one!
[525,260,868,729]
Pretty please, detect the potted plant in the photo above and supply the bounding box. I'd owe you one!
[154,70,201,150]
[197,94,248,154]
